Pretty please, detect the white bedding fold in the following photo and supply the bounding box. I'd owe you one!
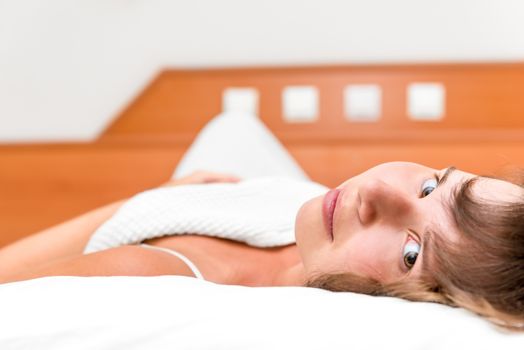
[0,276,521,350]
[84,177,327,254]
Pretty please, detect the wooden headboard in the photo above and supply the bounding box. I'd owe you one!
[1,63,524,247]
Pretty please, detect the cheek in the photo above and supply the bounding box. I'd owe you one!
[343,232,402,280]
[308,230,402,281]
[337,162,421,189]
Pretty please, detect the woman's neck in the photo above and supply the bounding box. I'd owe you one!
[143,235,306,286]
[224,244,306,287]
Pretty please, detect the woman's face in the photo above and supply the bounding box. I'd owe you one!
[295,161,519,284]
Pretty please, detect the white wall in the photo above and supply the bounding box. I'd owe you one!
[1,0,523,142]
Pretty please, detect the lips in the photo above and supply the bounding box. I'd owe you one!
[322,188,341,241]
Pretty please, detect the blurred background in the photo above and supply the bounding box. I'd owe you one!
[1,0,523,142]
[1,0,524,247]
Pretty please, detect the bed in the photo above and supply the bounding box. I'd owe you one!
[0,63,524,348]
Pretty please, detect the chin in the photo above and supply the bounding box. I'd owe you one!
[294,195,324,267]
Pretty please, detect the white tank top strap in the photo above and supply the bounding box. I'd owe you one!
[138,243,205,280]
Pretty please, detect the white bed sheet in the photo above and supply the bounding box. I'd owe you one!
[0,276,522,349]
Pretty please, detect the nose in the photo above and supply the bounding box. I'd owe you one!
[357,179,417,226]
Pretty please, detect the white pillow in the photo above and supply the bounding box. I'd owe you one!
[0,276,521,349]
[172,111,309,180]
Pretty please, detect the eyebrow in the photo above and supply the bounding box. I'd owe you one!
[416,166,464,278]
[438,166,457,188]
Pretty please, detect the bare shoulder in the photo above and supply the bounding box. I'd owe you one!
[87,245,199,277]
[0,245,197,284]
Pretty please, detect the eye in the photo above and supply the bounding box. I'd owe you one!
[420,177,438,197]
[403,238,420,269]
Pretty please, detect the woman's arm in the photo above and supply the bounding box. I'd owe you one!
[0,199,126,279]
[0,245,198,284]
[0,171,239,280]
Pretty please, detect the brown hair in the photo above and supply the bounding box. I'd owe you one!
[305,173,524,331]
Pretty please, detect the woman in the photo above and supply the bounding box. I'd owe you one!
[0,162,522,330]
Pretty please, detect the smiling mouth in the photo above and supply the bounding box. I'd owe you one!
[322,188,341,241]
